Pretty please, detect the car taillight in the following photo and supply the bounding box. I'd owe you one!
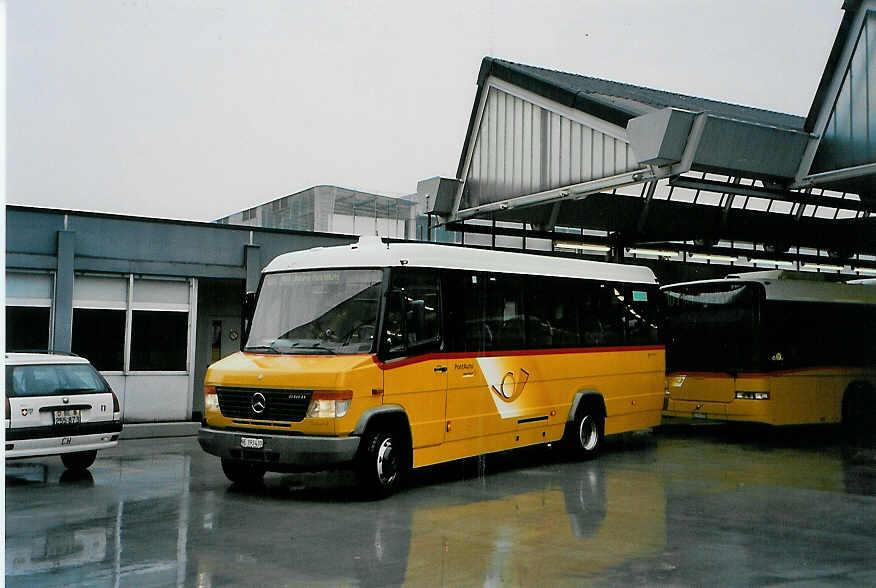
[111,390,121,413]
[5,395,10,427]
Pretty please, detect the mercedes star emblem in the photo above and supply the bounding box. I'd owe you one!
[250,392,266,414]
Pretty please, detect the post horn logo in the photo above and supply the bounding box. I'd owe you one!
[491,368,530,403]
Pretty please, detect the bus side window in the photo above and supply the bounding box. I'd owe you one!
[486,274,524,350]
[525,276,579,348]
[579,285,625,347]
[621,286,660,345]
[384,291,406,353]
[383,272,441,356]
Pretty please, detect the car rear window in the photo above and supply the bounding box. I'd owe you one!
[5,363,110,397]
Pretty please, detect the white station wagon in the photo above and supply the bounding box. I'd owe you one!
[5,352,123,470]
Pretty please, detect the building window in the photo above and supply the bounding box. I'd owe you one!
[6,306,51,351]
[130,310,188,371]
[6,270,54,351]
[72,308,125,371]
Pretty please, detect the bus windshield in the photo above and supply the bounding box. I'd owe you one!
[663,282,761,373]
[246,269,383,355]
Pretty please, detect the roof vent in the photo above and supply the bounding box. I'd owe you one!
[355,235,385,249]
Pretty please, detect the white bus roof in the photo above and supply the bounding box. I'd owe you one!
[662,273,876,305]
[263,236,657,285]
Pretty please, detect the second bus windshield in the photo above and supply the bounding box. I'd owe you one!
[663,282,761,373]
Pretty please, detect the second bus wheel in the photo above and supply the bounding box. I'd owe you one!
[221,458,267,486]
[567,405,604,460]
[357,430,410,498]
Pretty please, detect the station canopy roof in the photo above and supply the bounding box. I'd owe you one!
[438,1,876,268]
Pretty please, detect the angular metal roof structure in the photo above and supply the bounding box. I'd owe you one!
[799,0,876,201]
[439,2,876,274]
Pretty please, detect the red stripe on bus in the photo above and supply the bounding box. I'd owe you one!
[374,345,665,371]
[668,368,876,379]
[667,371,733,379]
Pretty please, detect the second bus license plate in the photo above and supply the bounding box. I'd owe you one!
[240,437,264,449]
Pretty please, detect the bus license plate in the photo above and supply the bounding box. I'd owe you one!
[692,412,707,420]
[53,410,81,425]
[240,437,263,449]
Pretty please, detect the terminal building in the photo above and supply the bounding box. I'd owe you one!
[215,185,418,240]
[6,0,876,424]
[6,207,353,423]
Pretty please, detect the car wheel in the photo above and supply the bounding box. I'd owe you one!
[357,430,409,499]
[61,450,97,471]
[221,458,266,485]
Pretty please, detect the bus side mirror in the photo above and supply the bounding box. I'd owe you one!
[242,291,257,348]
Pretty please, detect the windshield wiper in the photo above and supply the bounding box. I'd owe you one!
[54,387,97,393]
[244,341,282,354]
[288,341,336,355]
[246,339,335,355]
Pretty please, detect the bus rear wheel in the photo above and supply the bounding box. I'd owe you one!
[221,458,266,486]
[357,430,409,499]
[566,406,604,460]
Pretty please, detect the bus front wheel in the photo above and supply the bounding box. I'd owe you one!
[843,384,876,445]
[221,458,266,486]
[567,406,604,460]
[357,430,409,498]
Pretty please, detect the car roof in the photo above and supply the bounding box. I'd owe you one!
[5,353,91,366]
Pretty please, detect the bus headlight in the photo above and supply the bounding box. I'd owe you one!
[204,386,220,411]
[735,391,770,400]
[306,391,353,418]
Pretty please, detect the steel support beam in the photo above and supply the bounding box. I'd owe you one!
[669,176,875,214]
[451,169,653,222]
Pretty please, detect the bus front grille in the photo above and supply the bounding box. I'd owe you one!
[216,387,312,422]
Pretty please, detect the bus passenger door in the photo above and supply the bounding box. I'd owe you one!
[383,358,447,449]
[381,272,446,449]
[445,272,522,453]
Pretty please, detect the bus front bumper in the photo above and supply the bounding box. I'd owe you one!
[198,426,361,470]
[663,398,774,424]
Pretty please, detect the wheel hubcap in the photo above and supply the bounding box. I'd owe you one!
[578,415,598,451]
[376,438,398,485]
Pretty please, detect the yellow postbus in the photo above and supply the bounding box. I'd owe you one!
[662,271,876,431]
[198,237,664,496]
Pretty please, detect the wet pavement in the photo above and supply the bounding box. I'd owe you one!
[5,425,876,587]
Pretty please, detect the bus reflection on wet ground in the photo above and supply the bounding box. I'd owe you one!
[5,427,876,586]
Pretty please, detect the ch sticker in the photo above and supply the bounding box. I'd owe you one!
[491,368,530,403]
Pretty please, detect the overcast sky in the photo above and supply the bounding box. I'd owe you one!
[8,0,844,222]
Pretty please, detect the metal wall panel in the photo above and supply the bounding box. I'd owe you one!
[461,87,639,210]
[812,11,876,172]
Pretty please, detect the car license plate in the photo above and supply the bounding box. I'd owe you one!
[53,409,81,425]
[692,412,707,420]
[240,437,263,449]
